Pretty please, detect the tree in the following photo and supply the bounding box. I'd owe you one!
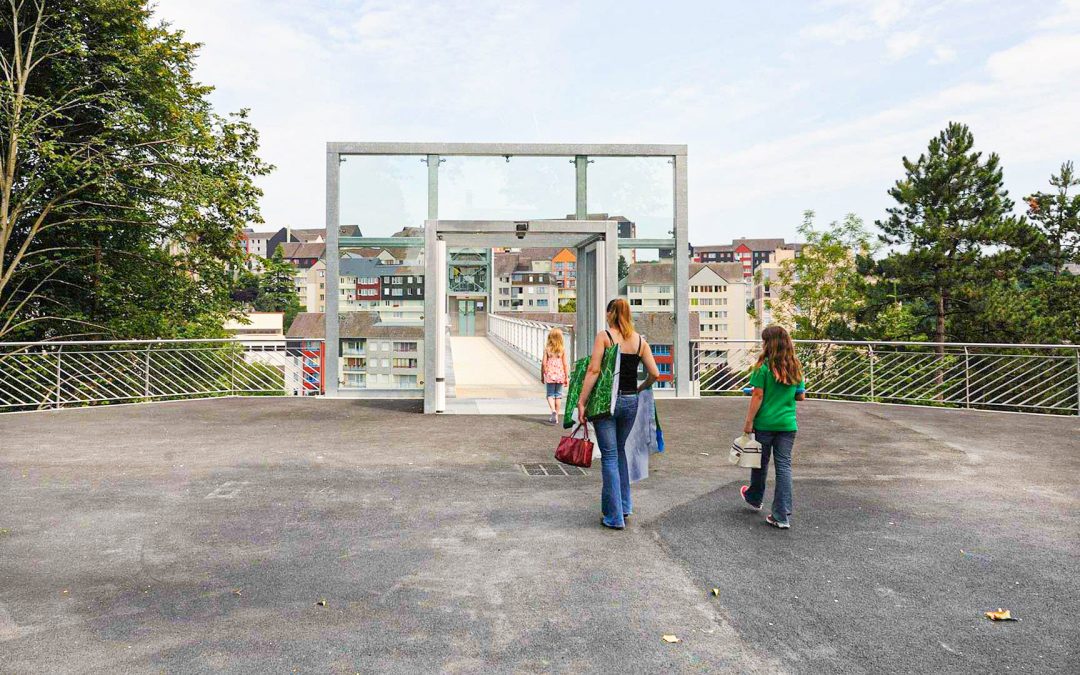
[876,122,1030,348]
[1,0,271,341]
[559,297,576,313]
[617,254,629,280]
[1025,161,1080,274]
[253,245,300,330]
[768,210,875,340]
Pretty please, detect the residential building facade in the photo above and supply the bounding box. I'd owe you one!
[287,312,424,391]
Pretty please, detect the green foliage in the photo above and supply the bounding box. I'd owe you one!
[559,297,576,313]
[875,122,1031,345]
[617,254,629,280]
[771,210,875,340]
[1024,161,1080,274]
[253,246,301,330]
[1,0,271,341]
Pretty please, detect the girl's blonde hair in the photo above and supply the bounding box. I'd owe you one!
[754,325,803,386]
[605,298,635,337]
[545,327,565,356]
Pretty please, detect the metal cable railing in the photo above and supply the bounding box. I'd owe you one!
[0,339,323,412]
[691,339,1080,415]
[487,313,576,368]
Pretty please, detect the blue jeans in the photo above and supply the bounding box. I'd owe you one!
[545,383,563,398]
[743,431,796,523]
[593,394,638,528]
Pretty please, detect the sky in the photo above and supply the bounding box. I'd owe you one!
[152,0,1080,244]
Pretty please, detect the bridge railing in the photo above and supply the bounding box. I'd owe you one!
[691,339,1080,416]
[0,339,323,412]
[487,313,576,369]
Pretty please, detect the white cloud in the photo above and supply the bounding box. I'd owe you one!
[705,24,1080,227]
[930,46,957,64]
[886,31,924,59]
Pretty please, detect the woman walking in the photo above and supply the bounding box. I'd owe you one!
[577,299,660,530]
[542,327,570,425]
[740,325,806,529]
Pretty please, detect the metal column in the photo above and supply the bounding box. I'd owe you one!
[324,148,341,397]
[673,152,691,397]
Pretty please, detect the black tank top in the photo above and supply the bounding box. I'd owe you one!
[607,330,642,394]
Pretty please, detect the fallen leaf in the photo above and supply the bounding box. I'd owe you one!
[232,589,242,597]
[661,634,680,643]
[985,609,1019,622]
[315,599,327,607]
[711,588,720,597]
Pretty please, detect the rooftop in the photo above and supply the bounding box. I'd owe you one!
[286,312,424,339]
[2,398,1076,671]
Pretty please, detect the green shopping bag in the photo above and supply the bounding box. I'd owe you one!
[585,340,620,421]
[562,356,589,429]
[561,337,620,427]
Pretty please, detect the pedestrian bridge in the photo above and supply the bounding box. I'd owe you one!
[445,335,549,414]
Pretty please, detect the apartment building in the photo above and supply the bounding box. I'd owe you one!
[751,247,797,331]
[692,239,803,279]
[551,248,577,309]
[222,311,286,348]
[282,242,328,312]
[632,312,700,389]
[625,262,754,341]
[493,249,563,312]
[624,263,676,312]
[287,312,424,391]
[689,262,754,340]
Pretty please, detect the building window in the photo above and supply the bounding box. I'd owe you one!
[630,299,642,306]
[659,286,672,294]
[628,285,642,294]
[653,344,671,356]
[658,299,671,307]
[394,341,417,352]
[658,363,672,374]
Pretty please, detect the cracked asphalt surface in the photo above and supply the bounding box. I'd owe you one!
[1,397,1077,673]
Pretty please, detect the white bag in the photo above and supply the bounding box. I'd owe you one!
[730,433,763,469]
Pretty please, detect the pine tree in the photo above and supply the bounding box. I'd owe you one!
[877,122,1030,348]
[1025,161,1080,274]
[254,246,301,330]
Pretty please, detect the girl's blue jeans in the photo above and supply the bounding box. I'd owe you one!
[743,430,796,523]
[593,394,638,528]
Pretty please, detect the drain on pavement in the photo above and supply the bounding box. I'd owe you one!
[520,463,588,476]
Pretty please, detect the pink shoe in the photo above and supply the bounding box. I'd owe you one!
[740,485,762,511]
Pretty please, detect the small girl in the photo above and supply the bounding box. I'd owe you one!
[542,328,570,425]
[740,325,806,529]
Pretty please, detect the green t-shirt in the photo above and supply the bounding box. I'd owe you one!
[748,362,806,432]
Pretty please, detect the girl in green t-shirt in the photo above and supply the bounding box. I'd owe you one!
[740,325,806,529]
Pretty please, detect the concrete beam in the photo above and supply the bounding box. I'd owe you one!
[327,142,686,157]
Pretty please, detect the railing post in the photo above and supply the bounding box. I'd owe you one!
[964,346,971,409]
[229,346,237,395]
[1074,348,1080,416]
[868,345,874,403]
[54,348,63,408]
[144,345,152,398]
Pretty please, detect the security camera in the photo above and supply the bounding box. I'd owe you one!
[515,221,528,240]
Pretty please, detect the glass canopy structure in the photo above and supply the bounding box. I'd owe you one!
[324,142,690,411]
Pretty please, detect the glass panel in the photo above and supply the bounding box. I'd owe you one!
[588,156,674,242]
[336,155,427,391]
[619,247,676,390]
[439,156,575,220]
[339,155,427,238]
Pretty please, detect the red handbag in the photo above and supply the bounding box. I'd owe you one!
[555,422,593,468]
